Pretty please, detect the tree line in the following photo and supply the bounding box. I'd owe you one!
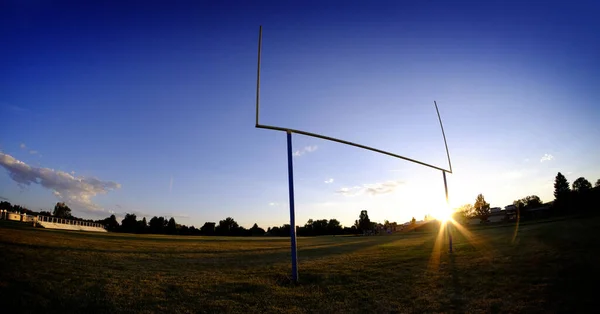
[5,172,598,235]
[453,173,600,222]
[2,200,376,236]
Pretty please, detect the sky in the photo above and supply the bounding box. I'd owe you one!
[1,0,599,228]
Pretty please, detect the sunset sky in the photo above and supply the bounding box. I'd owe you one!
[2,1,599,228]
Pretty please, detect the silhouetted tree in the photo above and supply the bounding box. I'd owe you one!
[137,217,148,233]
[0,201,11,210]
[100,214,119,231]
[53,202,72,218]
[474,194,491,222]
[166,217,177,234]
[200,222,216,235]
[216,217,242,236]
[358,210,372,232]
[554,172,571,200]
[39,210,52,217]
[121,213,138,233]
[595,179,600,188]
[411,217,416,226]
[327,219,343,235]
[249,223,266,236]
[573,177,592,192]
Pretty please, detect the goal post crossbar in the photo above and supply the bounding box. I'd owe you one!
[254,26,452,174]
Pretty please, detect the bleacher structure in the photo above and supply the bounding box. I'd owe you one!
[0,210,107,232]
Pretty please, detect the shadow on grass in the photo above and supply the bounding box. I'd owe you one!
[448,253,465,313]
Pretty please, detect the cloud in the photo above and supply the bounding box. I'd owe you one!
[540,154,554,162]
[29,150,38,155]
[20,143,26,149]
[0,152,120,212]
[336,180,404,196]
[269,202,279,206]
[293,145,318,157]
[324,178,334,184]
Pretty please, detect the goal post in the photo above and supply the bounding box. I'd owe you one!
[254,26,454,282]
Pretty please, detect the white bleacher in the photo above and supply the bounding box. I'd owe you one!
[36,216,107,232]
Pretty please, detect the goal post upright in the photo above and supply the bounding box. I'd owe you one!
[254,26,455,282]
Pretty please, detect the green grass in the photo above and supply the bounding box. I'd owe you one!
[1,217,599,313]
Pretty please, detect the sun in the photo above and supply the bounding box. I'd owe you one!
[430,206,453,223]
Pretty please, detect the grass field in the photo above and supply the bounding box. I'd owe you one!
[1,217,599,313]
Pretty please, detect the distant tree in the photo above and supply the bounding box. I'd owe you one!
[12,204,26,213]
[149,216,167,234]
[166,217,177,234]
[39,210,53,217]
[138,217,148,233]
[453,204,474,222]
[104,214,119,230]
[200,222,216,235]
[327,219,343,235]
[0,201,12,211]
[595,179,600,188]
[358,210,372,232]
[515,195,543,210]
[216,217,239,235]
[474,194,491,222]
[554,172,571,200]
[411,217,416,226]
[249,223,266,236]
[121,213,138,233]
[53,202,72,218]
[573,177,592,192]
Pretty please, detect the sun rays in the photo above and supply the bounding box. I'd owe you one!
[428,217,495,272]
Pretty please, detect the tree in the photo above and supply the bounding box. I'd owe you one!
[249,223,266,236]
[138,217,148,233]
[0,201,12,211]
[53,202,72,218]
[595,179,600,188]
[554,172,571,199]
[515,195,543,210]
[102,214,119,231]
[166,217,177,234]
[573,177,592,192]
[149,216,167,234]
[200,222,216,235]
[411,217,416,226]
[358,210,372,232]
[453,204,474,222]
[121,213,138,233]
[327,219,343,235]
[216,217,239,235]
[474,194,491,222]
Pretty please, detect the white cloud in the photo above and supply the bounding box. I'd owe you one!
[0,152,120,212]
[269,202,279,206]
[336,180,404,196]
[324,178,334,184]
[293,145,318,157]
[29,150,38,155]
[540,154,554,162]
[20,143,26,149]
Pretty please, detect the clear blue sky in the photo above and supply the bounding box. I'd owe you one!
[1,0,599,228]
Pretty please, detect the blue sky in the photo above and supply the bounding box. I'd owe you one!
[1,0,599,228]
